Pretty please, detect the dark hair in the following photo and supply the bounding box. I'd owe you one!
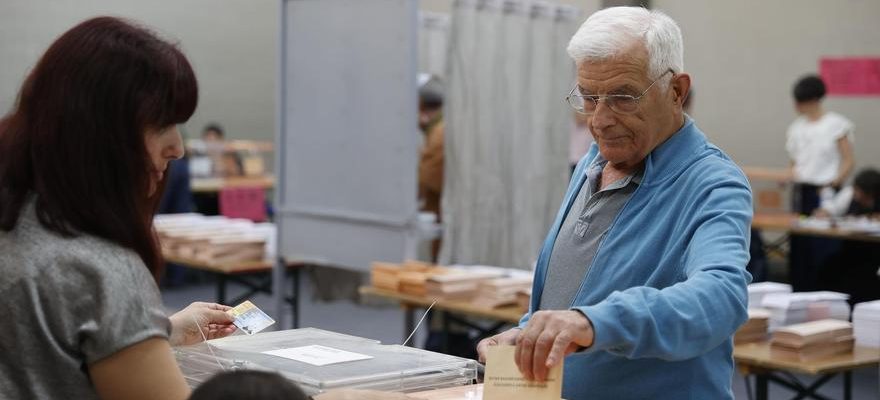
[203,123,225,138]
[419,77,444,111]
[189,370,309,400]
[854,169,880,200]
[0,16,198,276]
[793,75,826,103]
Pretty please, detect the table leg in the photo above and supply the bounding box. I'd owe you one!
[441,311,450,354]
[291,267,300,329]
[843,370,851,400]
[216,274,227,305]
[744,375,754,400]
[756,373,768,400]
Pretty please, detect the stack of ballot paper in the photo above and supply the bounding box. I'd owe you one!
[747,282,791,309]
[370,262,404,291]
[369,260,451,295]
[771,319,854,361]
[760,291,850,331]
[735,308,771,344]
[424,270,506,301]
[472,277,533,309]
[399,260,451,296]
[516,288,532,313]
[853,300,880,348]
[154,214,274,263]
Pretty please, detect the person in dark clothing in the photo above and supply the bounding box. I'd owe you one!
[159,158,193,287]
[817,169,880,304]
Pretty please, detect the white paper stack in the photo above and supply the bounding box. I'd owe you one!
[425,270,506,301]
[747,282,791,309]
[154,214,274,263]
[735,308,771,344]
[472,277,533,308]
[853,300,880,348]
[760,291,850,331]
[771,319,854,362]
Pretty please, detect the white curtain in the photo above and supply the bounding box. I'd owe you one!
[418,12,450,78]
[441,0,581,269]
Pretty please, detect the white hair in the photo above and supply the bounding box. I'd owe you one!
[567,7,683,84]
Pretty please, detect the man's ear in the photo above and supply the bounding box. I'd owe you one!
[671,73,691,106]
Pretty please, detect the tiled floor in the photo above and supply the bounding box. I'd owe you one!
[161,269,880,399]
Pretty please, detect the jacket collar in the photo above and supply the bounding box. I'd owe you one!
[642,116,708,187]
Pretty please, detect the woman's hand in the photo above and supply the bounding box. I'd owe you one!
[169,302,236,346]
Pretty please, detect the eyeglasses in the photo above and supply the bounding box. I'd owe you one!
[566,68,675,115]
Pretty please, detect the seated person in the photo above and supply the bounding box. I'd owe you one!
[815,168,880,218]
[816,169,880,304]
[201,123,243,177]
[0,17,235,400]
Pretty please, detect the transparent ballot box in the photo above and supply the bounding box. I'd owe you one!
[175,328,477,394]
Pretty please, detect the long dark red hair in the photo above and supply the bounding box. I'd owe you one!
[0,16,198,276]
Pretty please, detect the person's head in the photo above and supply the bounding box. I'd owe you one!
[792,75,826,115]
[852,169,880,211]
[189,370,309,400]
[418,75,444,131]
[0,16,196,276]
[202,123,225,142]
[566,7,691,170]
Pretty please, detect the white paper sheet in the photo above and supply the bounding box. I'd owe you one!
[262,345,373,366]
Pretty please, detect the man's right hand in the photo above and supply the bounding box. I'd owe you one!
[476,327,521,363]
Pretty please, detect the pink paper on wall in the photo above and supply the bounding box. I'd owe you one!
[819,57,880,96]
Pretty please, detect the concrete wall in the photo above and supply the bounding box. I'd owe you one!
[0,0,277,142]
[4,0,877,175]
[653,0,880,173]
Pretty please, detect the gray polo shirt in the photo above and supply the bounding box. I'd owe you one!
[539,157,643,310]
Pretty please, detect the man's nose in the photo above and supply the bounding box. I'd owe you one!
[590,99,616,131]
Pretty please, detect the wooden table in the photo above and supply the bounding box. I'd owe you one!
[190,175,275,193]
[359,286,524,350]
[734,341,880,400]
[410,384,483,399]
[164,254,304,328]
[753,213,880,243]
[743,167,792,184]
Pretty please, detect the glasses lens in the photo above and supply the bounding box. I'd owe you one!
[610,96,639,114]
[582,96,598,114]
[568,95,586,113]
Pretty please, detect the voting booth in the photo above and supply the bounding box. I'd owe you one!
[273,0,421,323]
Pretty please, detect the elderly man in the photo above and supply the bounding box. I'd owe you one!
[477,7,752,399]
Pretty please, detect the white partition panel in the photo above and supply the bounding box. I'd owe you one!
[276,0,419,273]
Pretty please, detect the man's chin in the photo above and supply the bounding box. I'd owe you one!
[596,146,633,162]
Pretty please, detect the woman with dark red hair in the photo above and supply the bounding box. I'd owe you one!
[0,17,236,399]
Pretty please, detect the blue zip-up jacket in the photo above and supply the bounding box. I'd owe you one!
[520,118,752,399]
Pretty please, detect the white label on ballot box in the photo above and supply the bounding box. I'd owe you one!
[262,345,373,366]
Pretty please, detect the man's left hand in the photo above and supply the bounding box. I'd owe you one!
[515,310,594,382]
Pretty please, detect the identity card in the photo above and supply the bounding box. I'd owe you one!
[228,300,275,335]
